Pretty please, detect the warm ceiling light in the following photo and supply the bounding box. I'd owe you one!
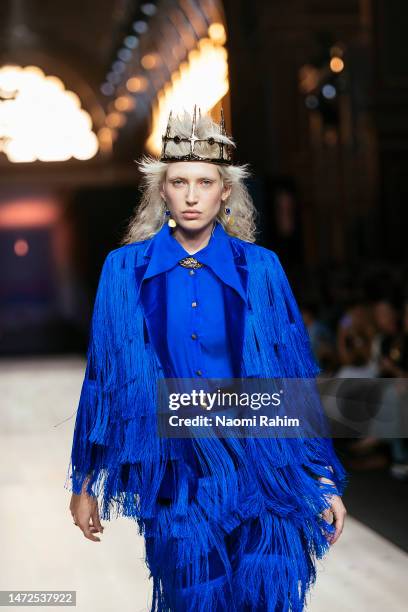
[0,65,99,162]
[97,127,113,152]
[105,112,126,128]
[208,23,226,45]
[98,127,112,141]
[126,76,148,92]
[46,76,64,91]
[188,49,201,63]
[24,65,45,78]
[73,132,99,160]
[146,36,229,155]
[64,91,81,107]
[330,57,344,73]
[114,95,135,112]
[141,53,160,70]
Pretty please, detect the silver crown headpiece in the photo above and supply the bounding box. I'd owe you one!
[159,104,234,165]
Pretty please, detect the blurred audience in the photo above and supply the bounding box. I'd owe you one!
[301,301,336,367]
[301,283,408,482]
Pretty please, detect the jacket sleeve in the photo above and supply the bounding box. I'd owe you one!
[269,250,348,497]
[66,252,114,496]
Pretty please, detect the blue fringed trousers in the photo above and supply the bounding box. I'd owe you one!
[145,515,289,612]
[141,440,303,612]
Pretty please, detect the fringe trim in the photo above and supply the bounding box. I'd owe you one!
[65,242,349,612]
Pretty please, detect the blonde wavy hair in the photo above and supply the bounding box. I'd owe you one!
[120,110,259,244]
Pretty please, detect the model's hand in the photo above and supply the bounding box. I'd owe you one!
[321,494,347,545]
[319,477,347,545]
[69,488,104,542]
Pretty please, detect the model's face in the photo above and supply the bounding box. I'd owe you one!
[160,161,231,231]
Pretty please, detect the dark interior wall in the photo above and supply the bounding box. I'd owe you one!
[222,0,408,271]
[223,0,363,175]
[70,183,139,283]
[371,0,408,262]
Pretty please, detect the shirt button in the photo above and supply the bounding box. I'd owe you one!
[191,333,197,340]
[196,369,202,376]
[191,301,197,308]
[189,270,195,276]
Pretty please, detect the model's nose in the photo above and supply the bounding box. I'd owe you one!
[186,186,199,204]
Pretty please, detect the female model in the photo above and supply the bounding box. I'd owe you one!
[68,107,348,611]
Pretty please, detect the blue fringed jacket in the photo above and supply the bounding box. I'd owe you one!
[67,225,348,527]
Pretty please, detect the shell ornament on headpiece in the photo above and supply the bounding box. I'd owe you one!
[159,104,234,165]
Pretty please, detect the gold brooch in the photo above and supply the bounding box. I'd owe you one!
[178,257,204,269]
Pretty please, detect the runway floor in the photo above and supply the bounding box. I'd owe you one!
[0,357,407,612]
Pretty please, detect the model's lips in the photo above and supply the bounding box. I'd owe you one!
[182,211,201,218]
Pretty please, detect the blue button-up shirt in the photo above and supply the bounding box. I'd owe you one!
[142,220,247,379]
[143,221,246,501]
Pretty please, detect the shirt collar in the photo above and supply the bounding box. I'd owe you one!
[142,220,247,303]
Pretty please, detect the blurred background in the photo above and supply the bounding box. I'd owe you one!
[1,1,408,610]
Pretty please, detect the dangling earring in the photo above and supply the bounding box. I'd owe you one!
[164,202,177,228]
[225,206,234,225]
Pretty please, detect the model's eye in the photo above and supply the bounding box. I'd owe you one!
[201,179,212,186]
[172,179,184,186]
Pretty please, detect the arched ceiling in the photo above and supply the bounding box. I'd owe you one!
[0,0,227,183]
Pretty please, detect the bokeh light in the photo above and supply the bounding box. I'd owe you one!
[126,76,148,93]
[0,65,99,162]
[14,239,29,257]
[208,23,226,45]
[330,57,345,73]
[146,31,229,155]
